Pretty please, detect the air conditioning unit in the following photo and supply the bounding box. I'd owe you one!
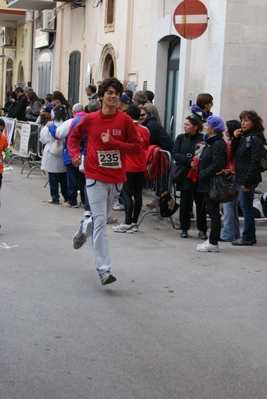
[1,27,15,47]
[40,10,56,32]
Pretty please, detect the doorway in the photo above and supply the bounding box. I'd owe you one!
[165,38,180,140]
[68,51,81,106]
[38,52,52,99]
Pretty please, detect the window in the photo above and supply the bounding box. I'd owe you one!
[105,0,115,32]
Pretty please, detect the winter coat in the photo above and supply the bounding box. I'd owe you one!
[197,134,227,193]
[39,123,66,173]
[6,102,17,118]
[53,111,86,166]
[142,114,174,153]
[231,128,266,188]
[172,132,204,191]
[12,94,28,121]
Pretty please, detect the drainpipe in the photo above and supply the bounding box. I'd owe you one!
[1,46,5,108]
[124,0,134,88]
[27,10,34,86]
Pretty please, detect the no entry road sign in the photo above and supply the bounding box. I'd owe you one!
[173,0,208,40]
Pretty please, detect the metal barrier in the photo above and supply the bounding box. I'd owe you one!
[20,128,45,178]
[138,149,177,229]
[5,121,45,177]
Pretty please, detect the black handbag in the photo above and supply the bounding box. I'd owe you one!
[209,169,238,203]
[170,163,190,185]
[25,112,38,122]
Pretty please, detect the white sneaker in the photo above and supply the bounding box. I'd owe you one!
[100,272,117,285]
[107,216,118,224]
[72,217,92,249]
[196,240,219,252]
[113,200,125,211]
[131,223,138,232]
[83,210,91,218]
[112,223,133,233]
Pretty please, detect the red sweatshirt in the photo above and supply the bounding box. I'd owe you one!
[125,121,150,173]
[0,134,8,174]
[68,110,142,183]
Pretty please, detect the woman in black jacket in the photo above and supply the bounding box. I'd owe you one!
[197,116,227,252]
[5,91,17,118]
[231,110,266,246]
[172,114,207,239]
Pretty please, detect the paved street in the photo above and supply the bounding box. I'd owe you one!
[1,161,267,399]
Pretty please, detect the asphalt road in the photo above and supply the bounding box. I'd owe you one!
[1,161,267,399]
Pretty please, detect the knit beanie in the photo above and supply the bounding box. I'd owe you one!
[207,116,225,133]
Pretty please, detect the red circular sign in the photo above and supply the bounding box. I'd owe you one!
[173,0,208,40]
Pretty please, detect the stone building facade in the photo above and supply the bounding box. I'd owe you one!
[1,0,267,136]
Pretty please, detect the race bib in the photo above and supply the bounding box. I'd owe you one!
[97,150,122,168]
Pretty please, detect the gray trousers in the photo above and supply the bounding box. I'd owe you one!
[86,179,123,275]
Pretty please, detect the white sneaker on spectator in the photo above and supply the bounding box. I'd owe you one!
[107,216,118,224]
[131,223,138,232]
[113,200,125,211]
[112,223,133,233]
[196,240,219,252]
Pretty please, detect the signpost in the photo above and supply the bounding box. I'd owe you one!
[173,0,208,40]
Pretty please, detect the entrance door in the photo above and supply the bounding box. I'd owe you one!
[68,51,81,106]
[38,52,51,99]
[165,39,180,140]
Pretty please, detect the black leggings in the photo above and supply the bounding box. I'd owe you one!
[204,193,221,245]
[122,172,145,224]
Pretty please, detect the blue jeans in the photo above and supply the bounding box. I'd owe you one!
[238,183,257,241]
[66,163,79,206]
[221,196,240,241]
[48,172,68,202]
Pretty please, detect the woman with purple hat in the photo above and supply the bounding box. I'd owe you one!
[196,116,227,252]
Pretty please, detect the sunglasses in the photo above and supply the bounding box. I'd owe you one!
[140,113,146,117]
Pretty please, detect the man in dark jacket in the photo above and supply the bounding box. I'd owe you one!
[139,106,174,209]
[139,106,174,152]
[12,87,28,121]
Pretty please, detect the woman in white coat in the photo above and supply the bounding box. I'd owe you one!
[40,104,68,204]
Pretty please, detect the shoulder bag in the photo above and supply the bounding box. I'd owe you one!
[209,169,238,203]
[170,163,191,185]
